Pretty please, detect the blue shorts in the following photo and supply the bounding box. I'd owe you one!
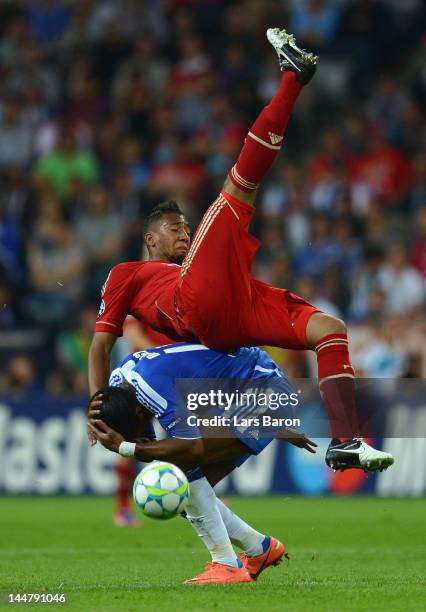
[186,435,274,482]
[231,434,274,467]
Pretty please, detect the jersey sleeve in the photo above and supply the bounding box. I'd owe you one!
[159,408,202,440]
[148,372,202,440]
[95,263,139,336]
[121,360,202,440]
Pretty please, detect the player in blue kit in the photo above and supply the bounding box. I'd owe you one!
[88,343,316,585]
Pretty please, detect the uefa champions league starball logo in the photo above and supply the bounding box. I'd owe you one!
[98,299,105,316]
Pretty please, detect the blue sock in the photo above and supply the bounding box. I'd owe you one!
[261,536,271,553]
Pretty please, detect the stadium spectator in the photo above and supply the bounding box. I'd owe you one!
[337,0,394,78]
[289,0,341,54]
[25,1,71,47]
[353,130,413,207]
[8,41,60,106]
[0,283,16,329]
[378,245,424,315]
[410,207,426,277]
[34,129,98,198]
[0,355,40,395]
[74,186,128,299]
[356,324,407,378]
[411,152,426,210]
[45,365,86,395]
[349,245,384,322]
[0,96,32,168]
[46,304,98,396]
[294,213,341,278]
[0,182,24,282]
[0,16,28,68]
[367,76,411,142]
[23,195,85,325]
[113,35,169,101]
[294,275,342,319]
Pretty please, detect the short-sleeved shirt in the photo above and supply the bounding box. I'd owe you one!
[108,343,292,445]
[95,261,190,340]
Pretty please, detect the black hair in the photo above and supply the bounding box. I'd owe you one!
[143,200,184,237]
[93,386,139,441]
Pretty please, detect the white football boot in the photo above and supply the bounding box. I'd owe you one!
[326,438,395,472]
[266,27,318,84]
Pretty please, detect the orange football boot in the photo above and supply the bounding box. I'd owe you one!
[184,562,253,585]
[239,537,287,580]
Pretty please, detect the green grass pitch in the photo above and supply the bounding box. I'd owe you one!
[0,496,425,611]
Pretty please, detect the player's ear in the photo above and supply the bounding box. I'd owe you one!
[144,231,156,248]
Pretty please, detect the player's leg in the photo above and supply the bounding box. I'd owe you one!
[113,457,141,527]
[201,454,286,581]
[183,475,253,585]
[178,30,318,350]
[216,499,286,580]
[246,282,394,472]
[306,312,394,472]
[223,28,318,207]
[306,312,358,439]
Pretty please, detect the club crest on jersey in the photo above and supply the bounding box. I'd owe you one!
[98,299,106,317]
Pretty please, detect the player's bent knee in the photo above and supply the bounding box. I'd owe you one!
[306,312,347,347]
[324,315,347,336]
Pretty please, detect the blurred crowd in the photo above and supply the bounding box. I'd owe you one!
[0,0,425,394]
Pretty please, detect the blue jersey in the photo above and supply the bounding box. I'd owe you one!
[109,343,293,445]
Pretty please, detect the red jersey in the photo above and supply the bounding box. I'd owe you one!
[95,260,195,341]
[123,316,175,347]
[94,192,319,352]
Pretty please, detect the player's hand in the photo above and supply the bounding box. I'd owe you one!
[88,419,124,453]
[87,394,104,446]
[278,428,318,454]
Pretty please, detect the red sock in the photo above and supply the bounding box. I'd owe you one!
[115,457,136,512]
[229,72,302,192]
[316,333,359,439]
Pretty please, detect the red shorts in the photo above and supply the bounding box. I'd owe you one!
[176,191,320,351]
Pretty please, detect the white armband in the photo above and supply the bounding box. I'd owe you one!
[118,442,136,457]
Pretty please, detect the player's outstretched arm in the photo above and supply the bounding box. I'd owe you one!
[88,419,204,470]
[134,437,204,470]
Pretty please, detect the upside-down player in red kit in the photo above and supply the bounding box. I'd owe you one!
[89,29,394,481]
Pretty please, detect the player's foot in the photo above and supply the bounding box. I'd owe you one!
[326,438,395,472]
[113,508,142,527]
[183,562,253,585]
[239,536,287,580]
[266,27,318,84]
